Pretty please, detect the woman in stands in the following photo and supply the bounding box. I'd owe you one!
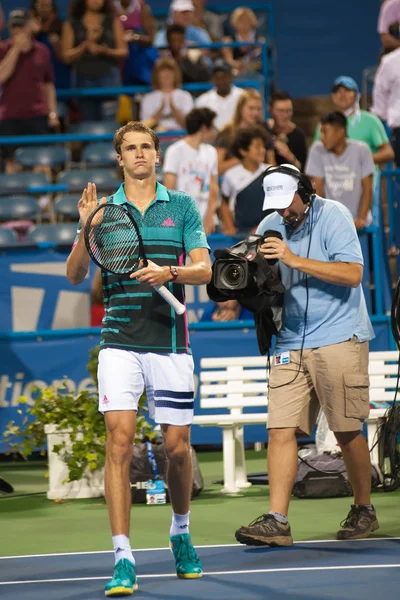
[216,88,275,175]
[61,0,128,121]
[140,57,194,131]
[113,0,159,86]
[31,0,70,90]
[222,7,263,75]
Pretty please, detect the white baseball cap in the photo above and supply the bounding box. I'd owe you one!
[262,164,301,211]
[171,0,195,12]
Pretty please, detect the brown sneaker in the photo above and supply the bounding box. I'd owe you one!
[235,513,294,546]
[336,505,379,540]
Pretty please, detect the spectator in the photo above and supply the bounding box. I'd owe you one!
[0,8,59,173]
[266,90,308,171]
[220,126,271,236]
[31,0,70,90]
[215,88,275,175]
[314,76,394,166]
[61,0,128,122]
[222,7,262,75]
[306,112,374,230]
[195,59,242,130]
[140,57,194,131]
[191,0,223,42]
[114,0,158,86]
[154,0,211,48]
[372,46,400,167]
[201,300,253,322]
[163,107,218,234]
[377,0,400,55]
[165,23,209,84]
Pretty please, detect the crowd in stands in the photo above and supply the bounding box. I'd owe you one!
[0,0,399,325]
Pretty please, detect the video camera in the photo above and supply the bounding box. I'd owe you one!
[208,230,286,301]
[207,231,286,355]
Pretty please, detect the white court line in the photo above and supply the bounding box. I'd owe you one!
[0,537,399,561]
[0,564,400,586]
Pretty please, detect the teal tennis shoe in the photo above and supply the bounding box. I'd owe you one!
[104,559,138,597]
[170,533,203,579]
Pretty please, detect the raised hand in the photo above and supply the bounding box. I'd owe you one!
[77,182,106,227]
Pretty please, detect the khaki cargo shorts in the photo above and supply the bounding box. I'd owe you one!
[268,338,370,435]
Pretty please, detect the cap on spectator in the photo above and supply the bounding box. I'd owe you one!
[212,59,233,74]
[262,164,300,210]
[8,8,30,26]
[332,76,359,94]
[171,0,195,12]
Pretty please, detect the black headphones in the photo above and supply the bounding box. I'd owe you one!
[263,165,315,205]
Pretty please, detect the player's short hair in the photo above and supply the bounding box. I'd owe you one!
[113,122,160,155]
[231,126,270,159]
[185,108,217,135]
[320,111,347,131]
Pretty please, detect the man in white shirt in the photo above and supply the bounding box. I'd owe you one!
[306,112,374,230]
[195,59,243,130]
[163,107,219,234]
[372,47,400,167]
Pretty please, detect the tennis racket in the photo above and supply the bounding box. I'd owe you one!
[84,202,186,315]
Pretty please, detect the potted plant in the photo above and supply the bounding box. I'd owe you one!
[3,346,155,499]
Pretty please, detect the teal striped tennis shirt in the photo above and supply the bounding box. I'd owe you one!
[75,182,209,354]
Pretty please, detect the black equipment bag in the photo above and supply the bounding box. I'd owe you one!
[292,454,381,498]
[129,443,204,504]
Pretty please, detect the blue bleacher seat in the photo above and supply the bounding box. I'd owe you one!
[57,169,119,193]
[0,173,49,196]
[26,223,78,246]
[70,121,119,136]
[0,228,18,246]
[82,142,116,168]
[54,195,80,220]
[0,196,40,221]
[14,146,70,169]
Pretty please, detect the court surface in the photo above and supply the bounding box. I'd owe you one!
[0,538,399,599]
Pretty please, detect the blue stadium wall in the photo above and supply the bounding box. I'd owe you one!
[3,0,381,97]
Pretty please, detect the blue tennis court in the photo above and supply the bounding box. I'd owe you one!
[1,538,399,599]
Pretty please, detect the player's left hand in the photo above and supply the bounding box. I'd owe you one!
[130,260,170,286]
[259,238,297,267]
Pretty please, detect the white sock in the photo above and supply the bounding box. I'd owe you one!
[269,511,288,524]
[170,511,190,537]
[112,534,135,565]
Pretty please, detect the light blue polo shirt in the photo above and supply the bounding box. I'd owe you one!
[256,196,375,350]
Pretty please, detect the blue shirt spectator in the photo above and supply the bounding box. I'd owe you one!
[154,0,211,48]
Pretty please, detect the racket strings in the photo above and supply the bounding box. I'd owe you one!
[88,205,140,273]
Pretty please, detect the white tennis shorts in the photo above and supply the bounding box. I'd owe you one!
[97,348,195,426]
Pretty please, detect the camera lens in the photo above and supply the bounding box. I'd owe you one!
[221,263,246,288]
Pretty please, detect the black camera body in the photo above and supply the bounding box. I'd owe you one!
[207,231,286,355]
[211,231,286,297]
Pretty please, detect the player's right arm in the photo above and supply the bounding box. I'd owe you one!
[66,182,105,285]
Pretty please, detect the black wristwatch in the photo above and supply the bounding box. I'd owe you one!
[169,265,179,281]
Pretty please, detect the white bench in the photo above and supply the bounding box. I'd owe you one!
[192,351,398,494]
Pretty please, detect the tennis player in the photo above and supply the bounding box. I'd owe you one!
[66,121,212,597]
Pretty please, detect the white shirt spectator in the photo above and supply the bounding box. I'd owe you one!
[305,139,374,223]
[221,162,267,212]
[372,47,400,128]
[195,85,243,130]
[377,0,400,34]
[163,139,218,219]
[140,89,194,131]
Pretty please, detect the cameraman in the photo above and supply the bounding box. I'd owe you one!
[235,164,378,546]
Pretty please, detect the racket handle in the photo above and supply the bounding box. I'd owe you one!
[154,284,186,315]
